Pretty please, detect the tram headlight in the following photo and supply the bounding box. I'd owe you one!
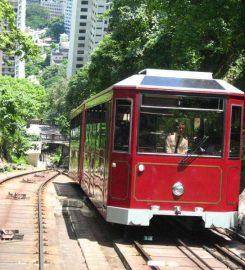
[172,182,184,196]
[138,164,145,172]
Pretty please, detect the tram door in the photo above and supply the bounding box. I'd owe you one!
[226,101,244,204]
[109,99,132,201]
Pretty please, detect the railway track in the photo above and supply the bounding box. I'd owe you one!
[0,170,89,270]
[109,215,245,270]
[0,170,59,269]
[212,227,245,243]
[62,172,245,270]
[114,237,245,270]
[1,170,244,270]
[37,171,62,270]
[114,240,224,269]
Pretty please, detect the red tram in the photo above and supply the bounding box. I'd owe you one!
[69,69,244,228]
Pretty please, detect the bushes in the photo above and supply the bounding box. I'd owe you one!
[0,76,47,162]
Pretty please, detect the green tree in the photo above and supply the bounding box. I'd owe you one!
[147,0,245,78]
[65,0,245,112]
[39,61,70,134]
[104,0,245,80]
[25,46,55,77]
[39,62,65,88]
[0,76,48,161]
[66,66,91,112]
[46,16,65,42]
[25,52,46,77]
[26,4,50,29]
[0,0,38,59]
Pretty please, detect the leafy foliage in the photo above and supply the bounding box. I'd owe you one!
[107,0,245,78]
[39,61,70,134]
[66,0,245,111]
[25,52,46,77]
[66,65,91,112]
[0,0,39,60]
[46,16,65,42]
[26,4,50,29]
[0,76,47,161]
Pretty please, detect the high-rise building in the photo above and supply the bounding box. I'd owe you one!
[26,0,40,4]
[67,0,110,77]
[0,0,26,78]
[64,0,72,36]
[40,0,65,19]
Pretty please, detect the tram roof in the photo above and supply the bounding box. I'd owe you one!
[113,69,244,96]
[71,69,244,119]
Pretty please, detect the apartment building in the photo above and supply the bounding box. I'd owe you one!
[40,0,65,19]
[64,0,72,35]
[50,33,69,65]
[0,0,26,78]
[67,0,110,77]
[26,0,40,4]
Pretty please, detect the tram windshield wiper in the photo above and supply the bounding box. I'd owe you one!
[179,135,209,164]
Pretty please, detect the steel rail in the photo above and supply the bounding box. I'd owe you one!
[0,169,47,184]
[212,227,245,244]
[225,228,245,243]
[177,239,214,270]
[203,245,238,270]
[38,171,60,270]
[133,241,161,270]
[214,244,245,268]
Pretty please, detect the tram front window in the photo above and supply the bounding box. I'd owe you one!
[138,94,224,157]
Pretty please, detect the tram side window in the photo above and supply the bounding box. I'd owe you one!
[229,106,242,159]
[113,100,131,152]
[84,103,109,176]
[69,113,82,174]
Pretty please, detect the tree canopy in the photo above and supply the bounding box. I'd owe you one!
[26,4,50,29]
[0,76,47,161]
[65,0,245,109]
[0,0,38,59]
[46,16,65,42]
[39,61,70,134]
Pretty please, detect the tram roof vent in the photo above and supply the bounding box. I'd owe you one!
[139,69,213,80]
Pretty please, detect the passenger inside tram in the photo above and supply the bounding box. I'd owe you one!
[165,122,188,154]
